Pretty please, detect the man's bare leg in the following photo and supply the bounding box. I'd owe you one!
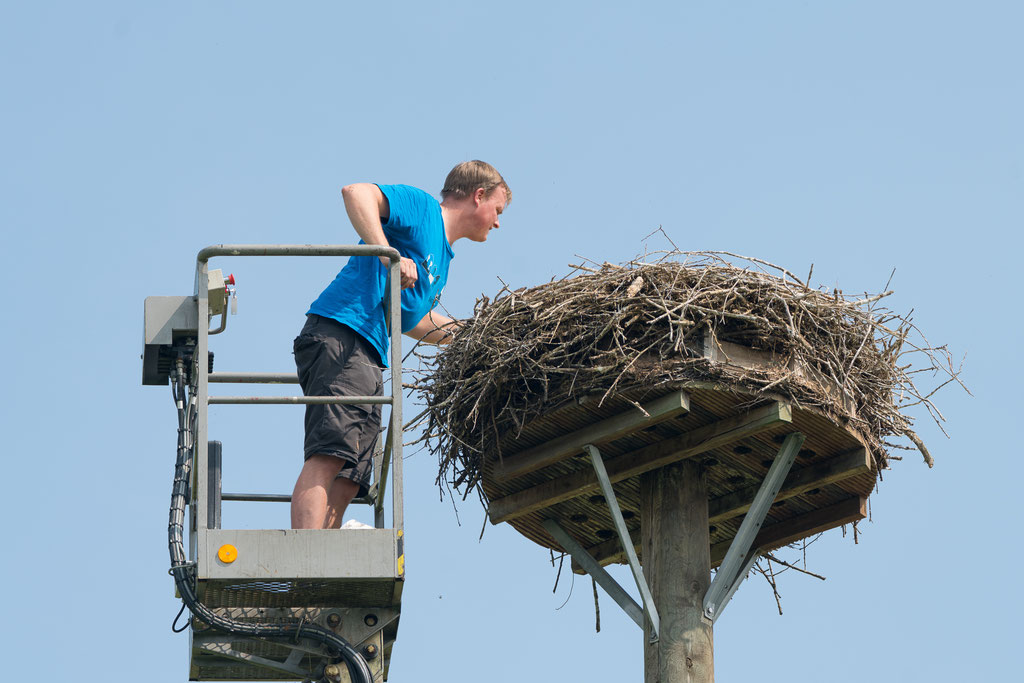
[291,454,345,529]
[323,477,360,529]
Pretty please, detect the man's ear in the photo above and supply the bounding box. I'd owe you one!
[473,187,486,205]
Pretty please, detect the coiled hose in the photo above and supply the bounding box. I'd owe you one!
[168,357,373,683]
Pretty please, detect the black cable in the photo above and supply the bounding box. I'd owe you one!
[171,601,191,633]
[167,357,373,683]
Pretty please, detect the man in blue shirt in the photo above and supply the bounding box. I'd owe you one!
[291,161,510,529]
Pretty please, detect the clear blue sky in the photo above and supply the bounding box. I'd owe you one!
[2,2,1020,681]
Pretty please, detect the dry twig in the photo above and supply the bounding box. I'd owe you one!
[410,251,963,497]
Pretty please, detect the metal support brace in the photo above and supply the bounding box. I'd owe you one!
[283,647,305,670]
[208,440,222,530]
[542,518,645,629]
[713,546,759,625]
[702,431,805,623]
[375,416,395,516]
[194,641,317,678]
[584,444,661,639]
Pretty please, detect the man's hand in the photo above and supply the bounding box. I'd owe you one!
[379,255,418,289]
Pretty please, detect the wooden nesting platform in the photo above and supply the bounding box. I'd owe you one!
[481,381,875,574]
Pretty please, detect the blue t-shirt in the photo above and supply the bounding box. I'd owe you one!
[307,184,454,367]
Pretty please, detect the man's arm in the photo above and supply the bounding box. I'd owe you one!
[341,183,418,289]
[406,310,461,345]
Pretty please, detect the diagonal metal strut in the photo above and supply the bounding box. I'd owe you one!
[542,518,645,629]
[194,639,316,678]
[702,431,804,623]
[585,443,660,639]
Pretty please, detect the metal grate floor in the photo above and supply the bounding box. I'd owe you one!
[200,578,399,609]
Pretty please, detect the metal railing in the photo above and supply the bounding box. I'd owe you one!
[192,244,404,534]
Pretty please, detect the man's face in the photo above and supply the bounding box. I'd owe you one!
[469,186,508,242]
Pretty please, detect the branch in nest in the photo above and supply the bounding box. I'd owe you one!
[414,249,965,496]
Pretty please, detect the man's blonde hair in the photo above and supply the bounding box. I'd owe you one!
[441,160,511,203]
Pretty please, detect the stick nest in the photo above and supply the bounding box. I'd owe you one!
[413,251,963,498]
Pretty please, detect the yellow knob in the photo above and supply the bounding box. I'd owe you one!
[217,544,238,563]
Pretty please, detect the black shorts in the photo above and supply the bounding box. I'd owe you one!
[293,314,383,498]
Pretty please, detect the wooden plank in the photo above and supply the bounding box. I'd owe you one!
[488,401,792,525]
[574,496,866,575]
[493,390,691,482]
[709,496,866,567]
[707,447,870,523]
[573,448,870,573]
[703,332,786,371]
[703,329,856,416]
[576,527,642,574]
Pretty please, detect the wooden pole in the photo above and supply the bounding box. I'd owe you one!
[641,460,714,683]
